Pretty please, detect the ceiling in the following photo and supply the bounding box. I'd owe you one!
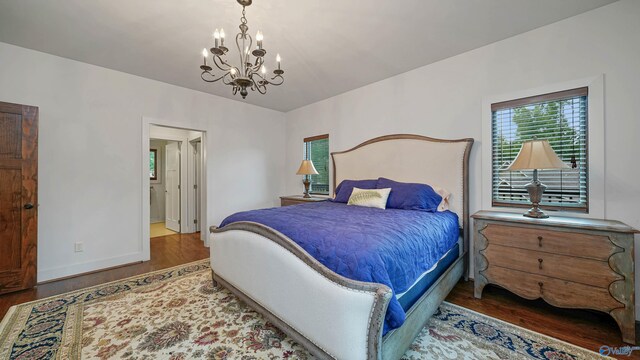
[0,0,616,112]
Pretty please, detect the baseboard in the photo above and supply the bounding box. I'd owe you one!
[37,252,144,283]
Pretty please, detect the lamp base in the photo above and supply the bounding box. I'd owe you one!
[523,206,549,219]
[302,179,311,198]
[523,179,549,219]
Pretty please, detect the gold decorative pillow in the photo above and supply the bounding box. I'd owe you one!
[347,187,391,209]
[432,185,451,212]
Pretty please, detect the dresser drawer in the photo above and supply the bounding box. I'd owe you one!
[483,244,622,288]
[281,199,302,206]
[480,223,617,261]
[483,266,621,313]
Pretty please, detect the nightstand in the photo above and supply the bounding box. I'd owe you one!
[472,210,637,344]
[280,195,328,207]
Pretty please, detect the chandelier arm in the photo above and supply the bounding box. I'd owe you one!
[249,74,268,94]
[250,72,266,83]
[212,55,235,73]
[201,71,226,83]
[256,82,267,94]
[235,33,244,75]
[222,72,236,85]
[245,36,253,75]
[235,32,254,77]
[250,56,264,73]
[267,74,285,86]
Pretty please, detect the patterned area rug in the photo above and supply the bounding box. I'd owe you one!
[0,260,604,359]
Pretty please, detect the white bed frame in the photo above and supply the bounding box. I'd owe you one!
[210,134,473,360]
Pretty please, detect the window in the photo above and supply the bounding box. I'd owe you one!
[304,134,329,195]
[150,149,158,180]
[491,87,588,212]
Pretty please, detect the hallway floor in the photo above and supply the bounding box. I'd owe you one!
[150,222,178,237]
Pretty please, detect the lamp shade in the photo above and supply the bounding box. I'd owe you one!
[296,160,319,175]
[507,140,570,171]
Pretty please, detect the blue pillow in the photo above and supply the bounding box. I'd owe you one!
[333,179,378,203]
[377,177,442,212]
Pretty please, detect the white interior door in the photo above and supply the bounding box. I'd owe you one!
[165,141,181,232]
[195,142,201,232]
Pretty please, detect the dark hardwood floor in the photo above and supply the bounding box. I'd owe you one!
[0,232,209,320]
[446,281,639,359]
[1,236,635,358]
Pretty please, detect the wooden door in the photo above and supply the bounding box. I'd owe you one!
[0,102,38,294]
[165,141,180,232]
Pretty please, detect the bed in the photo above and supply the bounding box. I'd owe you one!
[209,134,473,359]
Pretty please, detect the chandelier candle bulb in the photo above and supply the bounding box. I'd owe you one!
[276,53,281,69]
[213,29,220,48]
[202,48,208,65]
[220,28,225,46]
[256,31,263,49]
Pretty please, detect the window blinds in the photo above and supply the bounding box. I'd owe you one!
[304,134,330,195]
[491,87,588,212]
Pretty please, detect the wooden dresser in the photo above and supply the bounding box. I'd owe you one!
[472,210,637,344]
[279,195,328,207]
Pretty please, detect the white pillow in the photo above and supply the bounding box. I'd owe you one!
[432,185,451,212]
[347,187,391,209]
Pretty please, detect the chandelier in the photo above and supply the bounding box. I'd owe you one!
[199,0,284,99]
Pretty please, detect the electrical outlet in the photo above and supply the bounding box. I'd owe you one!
[74,242,84,252]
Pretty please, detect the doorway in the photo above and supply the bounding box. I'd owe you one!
[142,122,207,261]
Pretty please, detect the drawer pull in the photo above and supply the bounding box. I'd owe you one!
[537,236,543,247]
[538,281,544,295]
[538,258,543,269]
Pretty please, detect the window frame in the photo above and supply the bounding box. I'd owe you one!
[150,149,158,181]
[481,76,604,219]
[490,87,589,213]
[303,134,330,195]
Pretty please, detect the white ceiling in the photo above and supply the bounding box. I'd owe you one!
[0,0,616,112]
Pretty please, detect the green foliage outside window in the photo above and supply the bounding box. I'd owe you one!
[304,137,329,195]
[150,150,157,180]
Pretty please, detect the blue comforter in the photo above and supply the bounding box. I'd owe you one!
[219,201,459,334]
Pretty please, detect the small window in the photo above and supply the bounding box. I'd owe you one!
[303,134,329,195]
[150,149,158,180]
[491,87,588,212]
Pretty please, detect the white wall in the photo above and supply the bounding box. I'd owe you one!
[0,42,286,281]
[284,1,640,317]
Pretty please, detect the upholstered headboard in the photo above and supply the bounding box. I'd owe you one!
[331,134,473,240]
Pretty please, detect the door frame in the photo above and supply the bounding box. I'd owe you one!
[141,117,207,262]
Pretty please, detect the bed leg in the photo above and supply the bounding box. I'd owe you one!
[211,269,218,287]
[463,256,470,282]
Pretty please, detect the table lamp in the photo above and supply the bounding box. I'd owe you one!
[507,139,569,218]
[296,160,319,198]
